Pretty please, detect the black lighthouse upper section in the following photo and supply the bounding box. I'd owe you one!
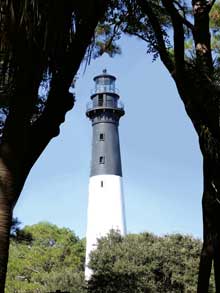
[86,70,124,177]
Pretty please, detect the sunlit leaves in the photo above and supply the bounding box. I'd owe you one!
[88,231,215,293]
[210,1,220,57]
[93,0,171,59]
[6,222,86,292]
[5,223,216,292]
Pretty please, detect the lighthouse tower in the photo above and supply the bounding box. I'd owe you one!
[85,70,126,279]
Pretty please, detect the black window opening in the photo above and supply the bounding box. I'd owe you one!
[99,133,105,141]
[101,181,104,187]
[99,156,105,164]
[98,94,103,106]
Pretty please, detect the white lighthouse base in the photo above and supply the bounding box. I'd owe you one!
[85,174,126,280]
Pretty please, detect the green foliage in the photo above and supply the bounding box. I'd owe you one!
[94,0,220,65]
[88,231,215,293]
[210,1,220,57]
[10,217,33,244]
[6,223,215,292]
[93,0,173,60]
[5,222,86,293]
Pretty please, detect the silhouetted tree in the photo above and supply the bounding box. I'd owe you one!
[98,0,220,291]
[0,0,108,290]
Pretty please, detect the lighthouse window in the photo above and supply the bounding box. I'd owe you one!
[99,156,105,164]
[104,78,110,85]
[101,181,103,187]
[98,94,103,106]
[99,133,105,141]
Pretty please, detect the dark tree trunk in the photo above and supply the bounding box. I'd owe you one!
[0,159,13,292]
[0,203,11,292]
[133,0,218,291]
[172,70,220,292]
[213,237,220,291]
[0,1,109,290]
[197,155,220,292]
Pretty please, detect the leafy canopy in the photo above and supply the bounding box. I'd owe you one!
[6,222,86,293]
[6,223,216,292]
[88,230,215,293]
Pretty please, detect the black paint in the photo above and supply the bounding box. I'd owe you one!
[86,71,124,177]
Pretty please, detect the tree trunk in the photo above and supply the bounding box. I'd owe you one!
[197,156,220,292]
[0,159,13,292]
[213,237,220,292]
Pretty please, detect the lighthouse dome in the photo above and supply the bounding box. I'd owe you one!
[93,69,117,94]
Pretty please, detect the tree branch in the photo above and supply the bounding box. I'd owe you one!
[0,0,109,207]
[193,0,213,74]
[1,0,48,175]
[162,0,185,79]
[1,52,44,174]
[136,0,175,76]
[25,0,109,171]
[172,0,195,33]
[207,0,217,12]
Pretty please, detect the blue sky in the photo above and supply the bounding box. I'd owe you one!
[14,36,203,239]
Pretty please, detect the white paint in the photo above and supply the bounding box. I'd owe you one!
[85,174,126,279]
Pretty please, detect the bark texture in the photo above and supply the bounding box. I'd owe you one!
[0,159,13,291]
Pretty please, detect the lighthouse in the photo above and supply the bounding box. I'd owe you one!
[85,70,126,279]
